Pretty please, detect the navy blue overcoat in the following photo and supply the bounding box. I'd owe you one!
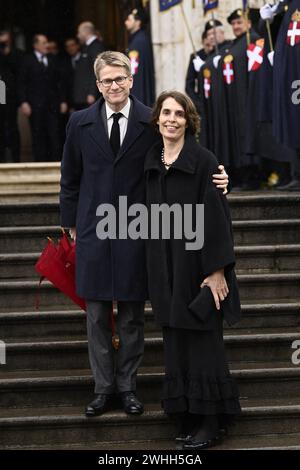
[60,95,157,301]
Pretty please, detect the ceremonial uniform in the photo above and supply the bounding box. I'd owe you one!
[127,29,155,107]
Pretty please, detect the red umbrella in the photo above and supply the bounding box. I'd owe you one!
[35,231,119,350]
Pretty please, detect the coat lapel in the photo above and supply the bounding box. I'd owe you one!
[114,96,150,165]
[79,99,115,163]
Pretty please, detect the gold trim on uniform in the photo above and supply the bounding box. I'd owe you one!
[291,10,300,22]
[203,68,211,78]
[224,54,233,64]
[256,38,265,48]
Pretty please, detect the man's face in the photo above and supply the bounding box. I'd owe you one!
[47,41,58,55]
[0,33,11,54]
[97,65,133,110]
[77,25,86,44]
[124,14,139,33]
[231,18,250,38]
[203,33,215,54]
[206,27,225,48]
[34,35,49,55]
[65,39,80,57]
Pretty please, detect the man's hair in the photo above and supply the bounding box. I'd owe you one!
[32,34,46,46]
[151,90,200,136]
[65,37,79,45]
[79,21,96,36]
[94,51,131,81]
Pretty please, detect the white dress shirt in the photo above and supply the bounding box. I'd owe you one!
[105,99,131,146]
[34,51,48,67]
[86,36,97,46]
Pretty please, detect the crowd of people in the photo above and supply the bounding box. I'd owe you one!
[185,1,300,191]
[0,7,155,162]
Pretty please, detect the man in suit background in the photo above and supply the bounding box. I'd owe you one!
[60,51,229,418]
[0,29,23,162]
[64,37,97,110]
[18,34,68,161]
[77,21,105,62]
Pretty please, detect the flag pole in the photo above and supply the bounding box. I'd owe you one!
[211,10,219,54]
[264,1,274,51]
[180,2,197,55]
[244,2,251,46]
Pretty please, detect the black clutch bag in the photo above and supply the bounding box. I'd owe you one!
[188,286,218,330]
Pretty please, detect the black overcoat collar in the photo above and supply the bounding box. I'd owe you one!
[144,133,201,175]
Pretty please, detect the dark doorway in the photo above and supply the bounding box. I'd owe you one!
[0,0,143,52]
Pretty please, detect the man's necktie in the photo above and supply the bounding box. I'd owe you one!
[110,113,122,157]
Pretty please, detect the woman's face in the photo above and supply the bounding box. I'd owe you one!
[158,97,187,142]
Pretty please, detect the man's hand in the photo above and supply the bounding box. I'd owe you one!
[213,165,229,195]
[87,95,96,105]
[20,102,32,117]
[60,102,68,114]
[69,228,76,241]
[200,268,229,311]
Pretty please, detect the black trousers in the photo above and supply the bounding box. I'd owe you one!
[29,105,61,161]
[86,300,145,394]
[0,103,20,162]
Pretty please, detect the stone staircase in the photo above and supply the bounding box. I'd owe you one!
[0,193,300,450]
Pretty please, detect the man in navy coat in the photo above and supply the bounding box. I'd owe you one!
[60,51,228,417]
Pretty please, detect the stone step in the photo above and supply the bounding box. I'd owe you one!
[0,273,299,312]
[6,433,300,450]
[1,193,299,227]
[1,329,300,372]
[0,202,60,227]
[0,163,60,198]
[0,364,299,410]
[1,302,300,341]
[1,220,300,254]
[2,245,300,279]
[228,193,300,221]
[0,398,299,448]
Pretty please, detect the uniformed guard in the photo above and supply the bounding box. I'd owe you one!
[125,7,155,107]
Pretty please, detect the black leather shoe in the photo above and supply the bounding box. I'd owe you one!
[121,392,144,415]
[182,433,222,450]
[85,394,113,417]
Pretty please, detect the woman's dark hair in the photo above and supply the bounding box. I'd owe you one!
[151,90,201,136]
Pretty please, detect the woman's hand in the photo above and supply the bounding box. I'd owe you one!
[200,268,229,310]
[212,165,229,195]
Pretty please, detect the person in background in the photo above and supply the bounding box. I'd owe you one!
[185,23,217,115]
[77,21,105,62]
[0,29,23,162]
[64,37,97,110]
[18,34,68,161]
[125,7,155,107]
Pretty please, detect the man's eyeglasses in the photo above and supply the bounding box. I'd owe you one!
[99,76,129,87]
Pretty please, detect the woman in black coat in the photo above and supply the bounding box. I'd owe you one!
[145,91,241,449]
